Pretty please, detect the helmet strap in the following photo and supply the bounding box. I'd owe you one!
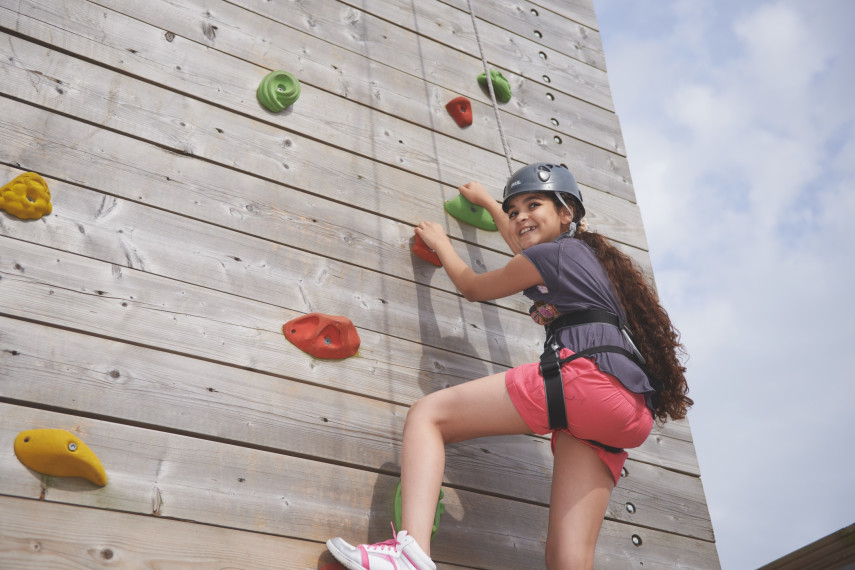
[554,193,577,235]
[554,192,574,220]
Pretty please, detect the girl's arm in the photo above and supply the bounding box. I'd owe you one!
[415,221,541,302]
[457,182,522,255]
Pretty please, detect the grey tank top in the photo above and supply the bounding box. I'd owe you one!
[521,234,656,408]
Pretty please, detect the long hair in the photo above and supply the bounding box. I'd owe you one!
[554,194,692,422]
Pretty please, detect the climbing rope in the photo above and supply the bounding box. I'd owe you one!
[465,0,514,177]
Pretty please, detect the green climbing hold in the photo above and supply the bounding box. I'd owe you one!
[477,69,511,103]
[394,480,445,542]
[444,194,497,231]
[257,70,301,112]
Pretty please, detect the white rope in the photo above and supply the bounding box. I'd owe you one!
[466,0,514,177]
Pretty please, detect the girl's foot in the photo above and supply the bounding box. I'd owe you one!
[326,524,436,570]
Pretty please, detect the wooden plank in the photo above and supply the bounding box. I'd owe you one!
[0,165,649,365]
[0,168,664,433]
[0,405,720,568]
[0,130,650,308]
[0,404,547,569]
[0,234,696,475]
[1,6,648,364]
[0,236,528,402]
[0,317,546,504]
[0,161,534,349]
[200,0,627,158]
[168,0,613,111]
[345,0,607,71]
[0,179,545,372]
[609,461,712,541]
[0,317,712,538]
[0,22,641,242]
[628,423,701,475]
[0,93,650,296]
[2,0,631,197]
[227,0,620,154]
[0,118,533,315]
[434,0,605,68]
[437,0,605,67]
[531,0,600,31]
[0,496,348,570]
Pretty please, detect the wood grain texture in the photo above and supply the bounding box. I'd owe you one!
[2,0,632,193]
[0,406,719,569]
[0,496,352,570]
[437,0,605,67]
[0,317,711,539]
[0,0,718,566]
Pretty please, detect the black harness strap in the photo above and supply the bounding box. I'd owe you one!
[540,346,637,428]
[546,308,621,332]
[540,345,568,430]
[538,309,658,455]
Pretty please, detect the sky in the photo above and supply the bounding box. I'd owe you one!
[594,1,855,568]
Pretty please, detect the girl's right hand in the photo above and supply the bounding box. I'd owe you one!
[460,181,518,254]
[457,182,493,208]
[414,221,451,253]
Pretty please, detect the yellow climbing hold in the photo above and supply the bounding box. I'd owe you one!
[0,172,52,219]
[14,428,108,486]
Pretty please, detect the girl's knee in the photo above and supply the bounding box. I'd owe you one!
[404,393,457,442]
[405,395,442,429]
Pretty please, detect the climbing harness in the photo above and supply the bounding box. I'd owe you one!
[539,308,661,453]
[465,0,514,177]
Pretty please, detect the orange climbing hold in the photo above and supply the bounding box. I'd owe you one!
[445,96,472,127]
[283,313,361,359]
[14,428,108,486]
[0,172,52,219]
[413,233,441,267]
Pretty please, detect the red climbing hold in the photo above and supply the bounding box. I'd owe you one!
[320,563,347,570]
[413,233,442,267]
[445,96,472,128]
[283,313,361,359]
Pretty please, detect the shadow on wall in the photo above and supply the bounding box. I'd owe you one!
[412,215,517,394]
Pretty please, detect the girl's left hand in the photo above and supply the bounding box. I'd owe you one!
[414,221,451,252]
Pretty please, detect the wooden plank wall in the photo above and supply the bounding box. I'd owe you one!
[0,0,720,567]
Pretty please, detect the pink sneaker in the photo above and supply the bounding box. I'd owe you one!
[326,524,436,570]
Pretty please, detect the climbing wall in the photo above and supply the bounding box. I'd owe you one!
[0,0,720,568]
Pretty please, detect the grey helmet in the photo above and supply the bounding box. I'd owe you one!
[502,163,584,218]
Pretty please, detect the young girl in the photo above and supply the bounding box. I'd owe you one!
[327,163,692,570]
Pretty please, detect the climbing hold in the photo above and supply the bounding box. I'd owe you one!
[394,480,444,542]
[444,194,497,231]
[14,429,107,486]
[257,70,301,112]
[283,313,360,359]
[412,233,441,267]
[320,564,347,570]
[445,96,472,128]
[477,69,511,103]
[0,172,52,220]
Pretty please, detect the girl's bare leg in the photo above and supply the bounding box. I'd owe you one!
[545,432,614,569]
[400,371,532,555]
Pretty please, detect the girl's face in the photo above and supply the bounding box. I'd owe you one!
[506,192,574,250]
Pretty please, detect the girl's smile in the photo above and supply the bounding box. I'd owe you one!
[506,192,572,249]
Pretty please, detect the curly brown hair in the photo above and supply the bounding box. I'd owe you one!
[555,194,692,422]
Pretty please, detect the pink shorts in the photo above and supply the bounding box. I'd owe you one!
[505,348,653,485]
